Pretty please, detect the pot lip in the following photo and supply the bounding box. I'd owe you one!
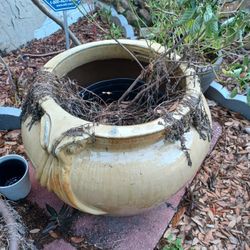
[41,39,202,139]
[197,50,223,75]
[0,154,29,189]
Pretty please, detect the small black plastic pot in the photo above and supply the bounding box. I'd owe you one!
[80,78,145,102]
[80,78,164,103]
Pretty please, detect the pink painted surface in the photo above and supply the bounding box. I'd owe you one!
[43,239,76,250]
[26,122,222,250]
[72,188,186,250]
[27,166,63,211]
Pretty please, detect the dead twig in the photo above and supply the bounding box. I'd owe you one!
[22,49,65,58]
[0,199,19,250]
[0,55,20,103]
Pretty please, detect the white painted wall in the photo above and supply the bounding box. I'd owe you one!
[0,0,92,52]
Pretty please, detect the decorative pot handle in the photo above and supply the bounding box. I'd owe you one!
[39,98,92,157]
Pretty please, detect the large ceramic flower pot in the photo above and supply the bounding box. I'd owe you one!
[21,40,211,216]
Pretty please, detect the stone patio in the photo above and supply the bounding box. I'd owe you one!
[27,122,222,250]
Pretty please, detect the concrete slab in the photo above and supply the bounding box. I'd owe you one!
[27,122,222,250]
[0,107,21,130]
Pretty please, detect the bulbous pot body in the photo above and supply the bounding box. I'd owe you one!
[21,40,211,216]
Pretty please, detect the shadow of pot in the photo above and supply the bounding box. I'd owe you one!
[0,154,31,201]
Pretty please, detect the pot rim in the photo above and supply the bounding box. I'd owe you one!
[0,154,29,189]
[41,39,202,139]
[197,50,223,75]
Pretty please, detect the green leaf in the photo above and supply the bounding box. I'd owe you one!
[46,204,58,218]
[232,68,242,77]
[230,87,238,98]
[221,17,236,29]
[206,18,218,37]
[177,8,196,25]
[247,88,250,105]
[59,203,68,216]
[204,5,213,23]
[175,238,183,248]
[191,16,203,34]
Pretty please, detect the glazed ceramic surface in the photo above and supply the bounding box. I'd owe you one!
[22,40,211,215]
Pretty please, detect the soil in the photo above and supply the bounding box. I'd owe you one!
[12,199,98,249]
[13,199,53,248]
[0,10,250,250]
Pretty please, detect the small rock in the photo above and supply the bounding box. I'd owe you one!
[30,228,40,234]
[120,0,129,9]
[138,8,152,26]
[134,0,146,8]
[116,3,126,14]
[125,10,139,26]
[244,127,250,134]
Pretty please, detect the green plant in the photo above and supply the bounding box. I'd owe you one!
[97,8,123,39]
[162,235,184,250]
[109,22,123,39]
[42,203,72,234]
[134,0,250,62]
[223,55,250,104]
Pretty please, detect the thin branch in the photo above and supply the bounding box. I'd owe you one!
[31,0,81,46]
[0,199,19,250]
[0,55,20,103]
[78,2,145,70]
[22,49,65,58]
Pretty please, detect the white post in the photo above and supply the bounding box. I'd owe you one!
[63,10,70,49]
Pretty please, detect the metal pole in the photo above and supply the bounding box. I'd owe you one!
[63,10,70,49]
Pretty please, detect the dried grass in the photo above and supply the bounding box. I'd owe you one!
[21,57,187,127]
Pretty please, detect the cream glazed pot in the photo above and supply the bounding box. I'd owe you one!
[21,40,211,216]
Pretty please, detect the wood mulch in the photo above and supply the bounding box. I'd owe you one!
[156,105,250,249]
[0,13,250,250]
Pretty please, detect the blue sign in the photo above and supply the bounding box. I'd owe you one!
[43,0,81,12]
